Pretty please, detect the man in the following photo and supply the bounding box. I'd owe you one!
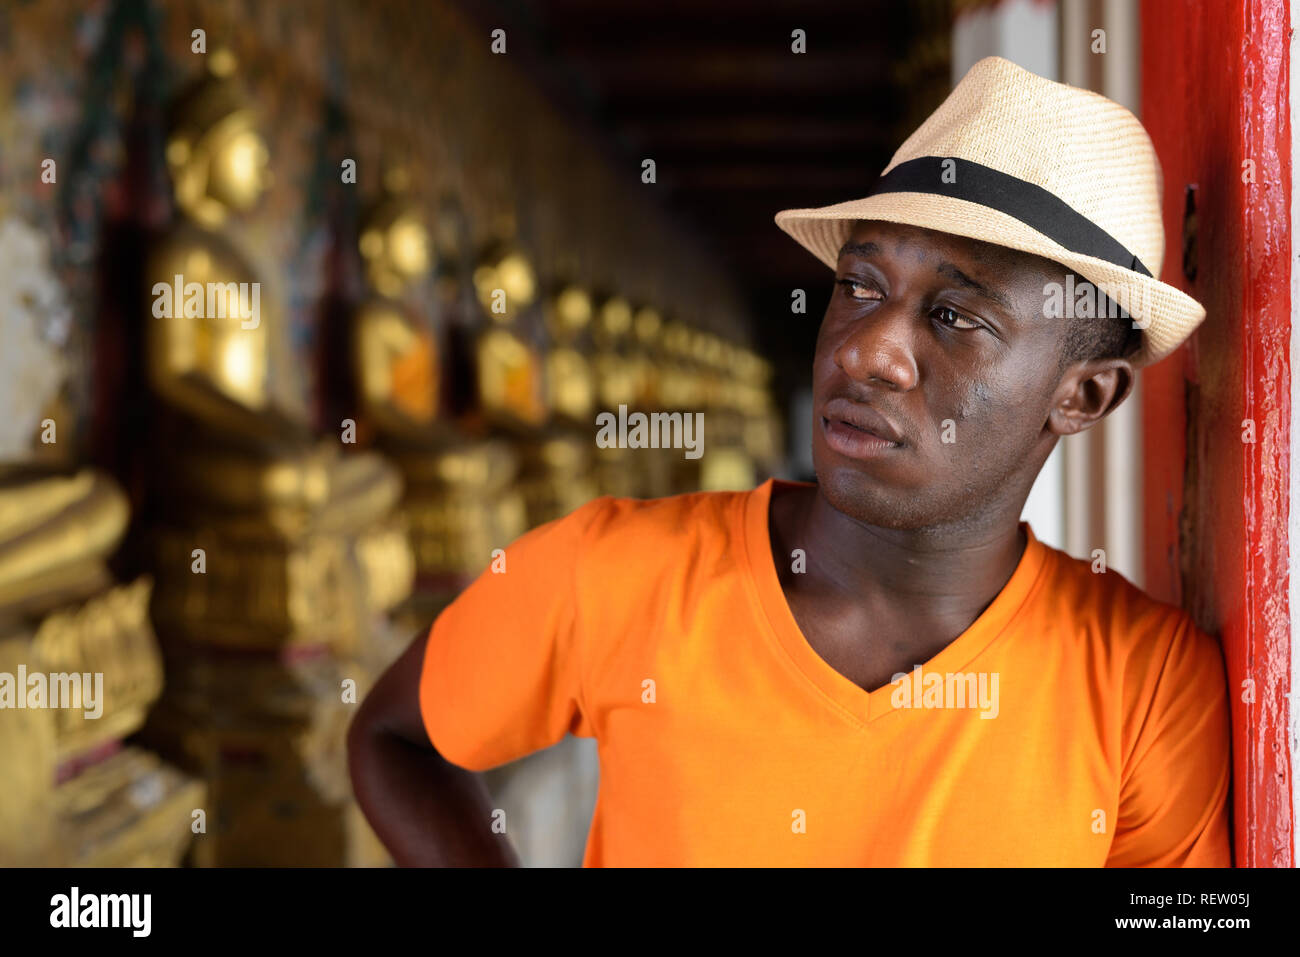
[348,56,1231,866]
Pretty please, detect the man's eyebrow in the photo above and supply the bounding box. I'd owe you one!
[836,240,880,262]
[837,240,1016,314]
[936,262,1013,311]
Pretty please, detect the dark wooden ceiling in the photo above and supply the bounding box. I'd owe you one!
[451,0,953,404]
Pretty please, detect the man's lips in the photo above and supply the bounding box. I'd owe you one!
[820,415,903,460]
[821,396,906,445]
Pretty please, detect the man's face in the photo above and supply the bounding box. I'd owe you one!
[811,219,1081,531]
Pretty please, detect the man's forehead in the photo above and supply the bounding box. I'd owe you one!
[846,219,1008,265]
[841,221,1078,325]
[843,219,1065,282]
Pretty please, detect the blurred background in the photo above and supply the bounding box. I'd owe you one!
[0,0,1150,866]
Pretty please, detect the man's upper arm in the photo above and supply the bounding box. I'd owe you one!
[417,497,609,772]
[1106,614,1233,867]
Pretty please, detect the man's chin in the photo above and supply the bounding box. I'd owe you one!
[815,466,922,530]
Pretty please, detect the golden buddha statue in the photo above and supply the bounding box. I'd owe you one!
[471,230,548,432]
[395,440,527,586]
[0,469,204,866]
[353,168,442,447]
[143,49,409,647]
[0,207,202,866]
[630,304,663,413]
[135,51,411,866]
[698,334,757,493]
[738,349,784,476]
[511,282,599,527]
[384,223,540,570]
[656,319,709,494]
[544,283,597,427]
[349,181,526,631]
[147,49,309,452]
[592,295,638,411]
[590,294,641,498]
[628,304,674,499]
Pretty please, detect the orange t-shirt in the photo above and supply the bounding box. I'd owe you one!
[419,478,1232,866]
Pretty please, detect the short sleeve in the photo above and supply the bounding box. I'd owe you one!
[417,497,608,772]
[1106,614,1232,867]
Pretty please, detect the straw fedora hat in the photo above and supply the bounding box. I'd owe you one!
[774,55,1204,369]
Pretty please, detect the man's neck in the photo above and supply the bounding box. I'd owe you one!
[773,481,1029,627]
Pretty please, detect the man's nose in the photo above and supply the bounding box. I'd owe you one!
[832,301,919,391]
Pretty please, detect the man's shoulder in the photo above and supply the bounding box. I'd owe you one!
[1035,540,1219,665]
[498,485,759,594]
[565,485,753,554]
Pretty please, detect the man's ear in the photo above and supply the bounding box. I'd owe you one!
[1046,359,1135,437]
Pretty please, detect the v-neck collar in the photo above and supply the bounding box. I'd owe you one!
[740,477,1052,729]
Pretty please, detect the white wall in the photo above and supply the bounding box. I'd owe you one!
[952,0,1058,84]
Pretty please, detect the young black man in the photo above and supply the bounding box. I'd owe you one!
[348,56,1230,867]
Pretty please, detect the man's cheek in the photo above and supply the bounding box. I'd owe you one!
[931,402,1016,457]
[810,349,840,388]
[952,378,996,420]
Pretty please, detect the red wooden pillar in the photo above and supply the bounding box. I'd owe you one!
[1140,0,1293,867]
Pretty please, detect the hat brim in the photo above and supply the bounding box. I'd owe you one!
[775,192,1205,369]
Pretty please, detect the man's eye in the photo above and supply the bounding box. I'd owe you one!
[933,306,981,330]
[836,279,880,300]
